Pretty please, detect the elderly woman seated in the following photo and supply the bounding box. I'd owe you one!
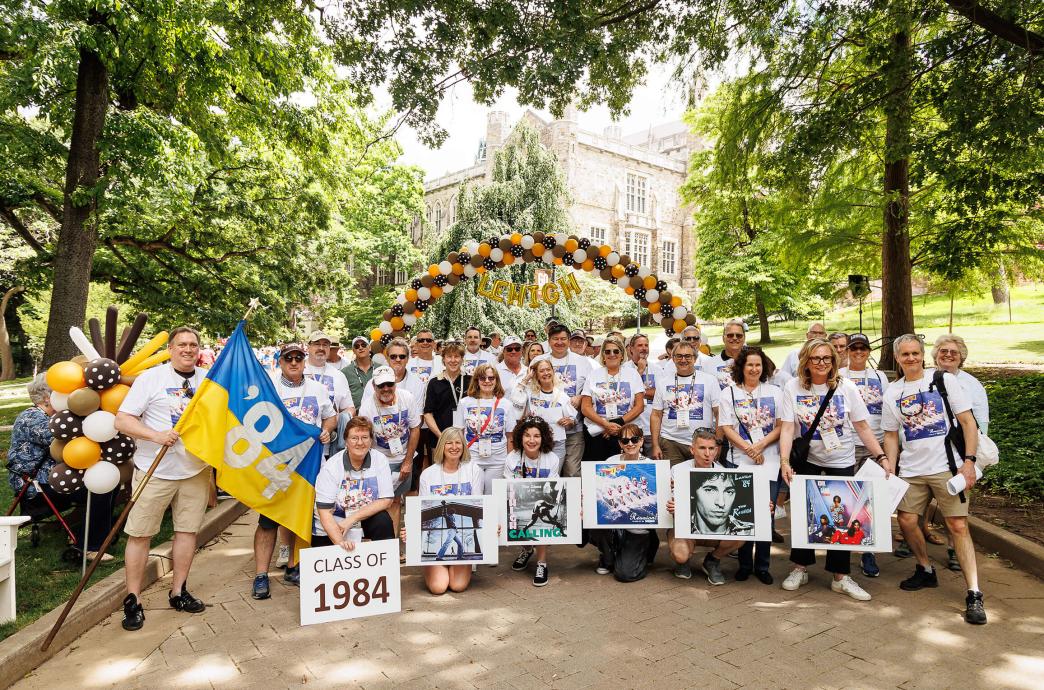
[7,373,116,561]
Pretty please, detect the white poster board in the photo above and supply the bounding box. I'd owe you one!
[855,459,909,516]
[581,460,673,529]
[405,495,499,566]
[790,475,892,552]
[299,541,401,626]
[493,477,582,545]
[675,466,771,542]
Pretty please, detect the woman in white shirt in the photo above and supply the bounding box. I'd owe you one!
[581,337,646,463]
[511,357,576,460]
[453,363,518,493]
[409,428,484,595]
[504,417,562,587]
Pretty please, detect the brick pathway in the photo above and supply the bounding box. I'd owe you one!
[16,511,1044,689]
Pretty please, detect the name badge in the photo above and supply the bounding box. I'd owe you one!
[819,426,843,452]
[388,435,404,457]
[748,424,765,444]
[478,437,493,458]
[605,401,619,419]
[675,406,690,430]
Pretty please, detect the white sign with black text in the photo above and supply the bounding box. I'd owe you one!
[299,540,401,626]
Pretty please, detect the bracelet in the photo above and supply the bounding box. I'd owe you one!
[875,453,887,462]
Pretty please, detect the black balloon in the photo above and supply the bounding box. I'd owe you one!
[391,304,404,317]
[656,280,668,292]
[84,357,121,391]
[510,244,525,257]
[48,463,84,495]
[594,257,608,270]
[49,410,83,440]
[101,433,136,465]
[578,237,591,249]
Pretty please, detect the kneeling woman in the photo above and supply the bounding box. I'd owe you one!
[504,416,562,587]
[409,428,485,595]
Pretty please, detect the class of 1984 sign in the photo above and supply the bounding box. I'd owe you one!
[299,540,401,626]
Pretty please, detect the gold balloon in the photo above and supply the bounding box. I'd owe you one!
[63,436,102,470]
[99,383,131,414]
[68,388,102,416]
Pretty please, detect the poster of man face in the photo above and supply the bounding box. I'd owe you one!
[581,460,672,529]
[404,495,498,565]
[675,467,771,541]
[493,478,582,545]
[789,476,892,552]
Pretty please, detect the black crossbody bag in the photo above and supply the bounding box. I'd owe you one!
[789,385,836,473]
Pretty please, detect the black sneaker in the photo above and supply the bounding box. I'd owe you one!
[754,570,774,585]
[168,587,205,613]
[122,594,144,631]
[735,567,752,582]
[947,548,962,572]
[252,574,271,600]
[284,565,300,587]
[899,564,939,591]
[512,547,534,571]
[533,562,549,587]
[965,590,987,625]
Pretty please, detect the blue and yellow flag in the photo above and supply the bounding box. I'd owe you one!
[176,322,323,542]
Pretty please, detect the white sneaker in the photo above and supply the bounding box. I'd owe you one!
[832,575,872,601]
[276,545,290,568]
[782,568,809,591]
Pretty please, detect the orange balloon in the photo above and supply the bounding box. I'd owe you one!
[451,263,465,275]
[553,257,563,265]
[476,265,486,274]
[532,244,545,257]
[405,288,418,301]
[428,264,440,277]
[671,296,683,307]
[64,436,101,470]
[478,243,492,257]
[370,328,383,342]
[643,276,657,289]
[502,253,515,265]
[46,361,86,394]
[99,384,131,414]
[600,245,612,258]
[430,285,443,299]
[611,264,626,279]
[673,319,687,333]
[564,238,578,252]
[510,232,522,244]
[390,316,404,331]
[625,286,635,295]
[581,259,594,271]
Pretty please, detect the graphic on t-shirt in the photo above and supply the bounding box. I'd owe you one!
[529,396,556,411]
[165,387,193,426]
[555,364,578,395]
[641,372,656,390]
[371,410,410,452]
[592,381,633,416]
[593,462,659,525]
[461,405,507,444]
[309,373,336,402]
[508,459,554,478]
[282,395,320,426]
[713,363,733,389]
[733,397,777,441]
[429,481,474,496]
[334,476,379,518]
[410,364,434,384]
[462,357,484,376]
[896,391,947,441]
[665,383,705,421]
[851,376,884,415]
[795,395,846,440]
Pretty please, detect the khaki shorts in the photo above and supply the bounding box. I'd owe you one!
[897,471,970,518]
[125,468,212,537]
[658,437,693,466]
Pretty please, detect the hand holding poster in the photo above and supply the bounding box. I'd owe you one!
[675,467,772,541]
[581,460,672,529]
[493,477,582,545]
[299,540,401,626]
[405,495,499,565]
[790,476,892,552]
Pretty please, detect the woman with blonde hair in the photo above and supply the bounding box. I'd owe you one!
[453,363,518,493]
[522,341,545,367]
[582,337,645,463]
[510,356,576,461]
[778,339,886,601]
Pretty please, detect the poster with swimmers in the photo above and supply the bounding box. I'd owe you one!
[675,467,772,542]
[789,476,893,552]
[581,460,672,529]
[493,478,582,546]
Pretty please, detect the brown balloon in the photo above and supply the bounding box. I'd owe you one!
[659,290,673,304]
[684,314,697,325]
[498,238,512,252]
[447,251,459,264]
[403,302,416,315]
[532,231,545,244]
[68,388,102,416]
[551,244,567,258]
[619,254,632,267]
[446,272,461,285]
[420,274,435,288]
[370,339,384,354]
[382,309,393,322]
[599,267,613,281]
[469,254,484,267]
[522,249,535,262]
[587,244,601,258]
[50,439,67,462]
[629,276,644,289]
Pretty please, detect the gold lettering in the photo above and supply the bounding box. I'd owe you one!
[477,272,494,298]
[542,283,560,305]
[526,285,540,308]
[491,279,510,304]
[507,283,526,307]
[557,272,581,302]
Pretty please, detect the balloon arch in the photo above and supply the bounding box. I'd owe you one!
[367,231,696,352]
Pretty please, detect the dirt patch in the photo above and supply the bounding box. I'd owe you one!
[971,494,1044,548]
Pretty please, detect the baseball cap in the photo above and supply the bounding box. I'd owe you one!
[307,330,332,344]
[503,335,522,347]
[848,333,871,349]
[279,342,306,356]
[351,336,369,347]
[372,366,396,386]
[569,329,586,340]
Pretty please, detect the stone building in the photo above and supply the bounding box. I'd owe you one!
[414,108,702,297]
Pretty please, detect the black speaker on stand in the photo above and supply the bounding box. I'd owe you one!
[848,275,871,334]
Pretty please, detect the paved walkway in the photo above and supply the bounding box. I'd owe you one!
[16,512,1044,689]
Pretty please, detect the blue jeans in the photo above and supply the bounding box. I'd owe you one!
[738,479,779,572]
[436,528,464,559]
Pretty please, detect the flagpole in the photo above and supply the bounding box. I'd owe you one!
[42,299,261,652]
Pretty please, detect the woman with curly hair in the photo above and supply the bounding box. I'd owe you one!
[504,416,561,587]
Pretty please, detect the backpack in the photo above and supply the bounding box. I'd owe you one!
[609,529,660,583]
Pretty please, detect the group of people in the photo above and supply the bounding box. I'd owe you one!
[6,318,992,634]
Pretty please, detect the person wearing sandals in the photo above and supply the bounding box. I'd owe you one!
[779,339,887,601]
[504,417,562,586]
[407,428,485,594]
[717,346,783,585]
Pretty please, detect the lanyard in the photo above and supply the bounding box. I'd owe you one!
[466,397,500,448]
[447,374,464,407]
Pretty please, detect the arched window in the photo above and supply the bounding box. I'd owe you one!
[435,202,443,234]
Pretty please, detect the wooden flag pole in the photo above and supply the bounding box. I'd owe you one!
[41,445,171,651]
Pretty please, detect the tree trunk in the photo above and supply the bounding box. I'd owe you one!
[42,48,109,366]
[754,290,771,344]
[991,261,1009,304]
[0,286,24,381]
[879,16,915,371]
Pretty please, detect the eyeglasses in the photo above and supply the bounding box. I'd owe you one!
[376,382,395,389]
[724,333,745,340]
[808,356,833,365]
[416,338,434,344]
[936,348,960,357]
[388,354,408,360]
[504,346,522,352]
[673,354,695,361]
[282,353,305,363]
[479,375,497,382]
[619,435,642,445]
[180,379,195,399]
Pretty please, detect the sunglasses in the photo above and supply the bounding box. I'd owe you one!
[479,375,497,382]
[682,336,700,341]
[282,353,305,363]
[388,354,408,360]
[504,346,522,352]
[603,349,622,355]
[180,379,195,399]
[416,338,434,343]
[376,382,395,389]
[848,346,870,352]
[353,343,368,349]
[619,435,642,445]
[724,333,745,340]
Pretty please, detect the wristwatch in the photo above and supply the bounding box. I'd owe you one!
[963,455,977,462]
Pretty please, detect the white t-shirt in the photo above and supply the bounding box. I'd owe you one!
[781,349,801,377]
[956,370,990,434]
[119,364,208,480]
[313,450,394,535]
[268,373,335,428]
[717,383,784,470]
[496,362,526,399]
[461,348,496,376]
[651,370,721,444]
[503,450,562,479]
[623,360,658,436]
[700,353,737,390]
[407,355,444,388]
[360,370,427,413]
[418,462,485,496]
[881,370,972,478]
[780,378,869,468]
[582,366,646,436]
[357,390,421,465]
[305,362,351,411]
[453,396,518,467]
[550,352,592,435]
[768,369,794,388]
[513,387,576,443]
[840,367,890,445]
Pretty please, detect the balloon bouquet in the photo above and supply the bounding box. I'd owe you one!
[42,308,169,563]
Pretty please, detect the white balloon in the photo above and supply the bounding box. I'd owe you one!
[520,235,535,249]
[417,287,431,301]
[396,293,407,304]
[553,233,568,247]
[463,265,478,277]
[652,312,663,324]
[403,314,417,327]
[673,306,688,320]
[542,252,554,264]
[379,321,393,335]
[606,253,620,266]
[68,326,101,360]
[572,249,587,263]
[83,410,117,443]
[83,461,121,494]
[489,248,504,262]
[438,261,453,275]
[50,392,70,411]
[645,289,659,303]
[465,240,480,254]
[638,265,652,278]
[443,282,454,293]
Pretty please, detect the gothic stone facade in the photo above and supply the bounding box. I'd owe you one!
[418,109,700,297]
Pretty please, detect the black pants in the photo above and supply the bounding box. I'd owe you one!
[584,427,622,464]
[311,510,395,546]
[788,463,854,575]
[410,428,437,492]
[33,484,116,552]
